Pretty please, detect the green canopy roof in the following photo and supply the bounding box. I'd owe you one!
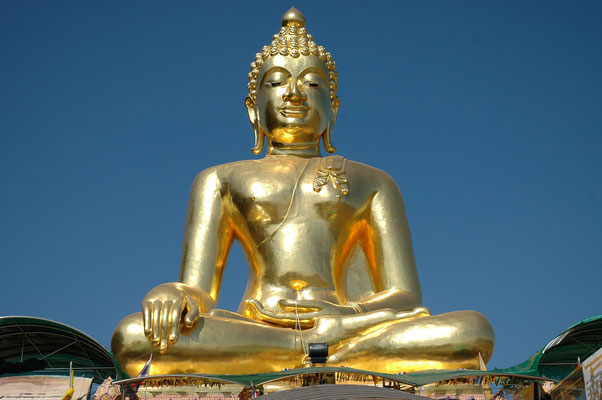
[114,366,550,388]
[114,366,414,387]
[492,315,602,381]
[0,316,128,384]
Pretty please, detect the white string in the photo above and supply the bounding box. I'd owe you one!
[294,300,307,357]
[253,159,309,252]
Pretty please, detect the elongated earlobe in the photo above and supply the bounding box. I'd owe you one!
[323,128,336,153]
[323,97,340,154]
[251,124,265,155]
[245,96,264,155]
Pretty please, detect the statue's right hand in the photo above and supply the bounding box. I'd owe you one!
[141,282,215,353]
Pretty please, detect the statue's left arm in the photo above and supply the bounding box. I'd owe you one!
[350,168,424,313]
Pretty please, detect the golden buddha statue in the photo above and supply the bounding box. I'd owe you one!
[111,7,494,376]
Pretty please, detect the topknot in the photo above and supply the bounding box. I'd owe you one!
[247,7,339,104]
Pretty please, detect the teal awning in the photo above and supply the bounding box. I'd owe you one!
[492,315,602,381]
[0,316,128,384]
[113,366,551,388]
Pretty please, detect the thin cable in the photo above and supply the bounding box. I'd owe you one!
[253,159,309,251]
[294,300,307,357]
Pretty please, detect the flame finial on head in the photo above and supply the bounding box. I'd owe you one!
[281,7,306,27]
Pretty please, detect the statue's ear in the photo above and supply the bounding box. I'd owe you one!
[245,96,264,155]
[323,96,340,153]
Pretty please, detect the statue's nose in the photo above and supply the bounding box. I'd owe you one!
[283,79,307,103]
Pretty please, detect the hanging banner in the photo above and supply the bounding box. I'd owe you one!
[583,347,602,400]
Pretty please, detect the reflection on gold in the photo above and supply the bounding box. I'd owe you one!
[111,7,494,376]
[290,280,308,292]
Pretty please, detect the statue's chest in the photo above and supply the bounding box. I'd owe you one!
[229,157,356,226]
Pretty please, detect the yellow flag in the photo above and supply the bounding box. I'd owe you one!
[62,362,74,400]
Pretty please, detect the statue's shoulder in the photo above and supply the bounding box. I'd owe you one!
[312,155,402,198]
[190,159,262,189]
[342,157,401,191]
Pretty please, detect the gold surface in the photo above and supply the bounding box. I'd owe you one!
[111,7,494,376]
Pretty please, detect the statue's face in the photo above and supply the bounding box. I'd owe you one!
[255,54,332,145]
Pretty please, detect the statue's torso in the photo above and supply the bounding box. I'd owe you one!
[207,155,393,312]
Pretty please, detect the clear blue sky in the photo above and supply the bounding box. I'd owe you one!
[1,1,600,370]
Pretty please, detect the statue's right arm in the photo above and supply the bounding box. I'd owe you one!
[141,167,233,352]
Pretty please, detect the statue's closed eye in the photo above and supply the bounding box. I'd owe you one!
[264,81,283,88]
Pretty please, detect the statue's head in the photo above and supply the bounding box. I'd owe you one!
[245,7,340,155]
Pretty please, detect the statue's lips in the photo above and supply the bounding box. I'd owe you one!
[279,106,309,118]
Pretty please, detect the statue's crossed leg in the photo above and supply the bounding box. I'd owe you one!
[112,309,494,376]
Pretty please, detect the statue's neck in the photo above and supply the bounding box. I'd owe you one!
[267,141,322,158]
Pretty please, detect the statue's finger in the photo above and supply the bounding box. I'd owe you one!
[261,312,295,325]
[396,306,431,320]
[253,308,301,327]
[184,297,200,328]
[415,306,431,316]
[246,299,263,309]
[245,299,264,315]
[247,302,274,320]
[296,311,318,326]
[159,301,172,353]
[291,312,317,328]
[278,299,321,312]
[143,302,152,338]
[152,300,161,346]
[245,300,262,318]
[169,301,181,344]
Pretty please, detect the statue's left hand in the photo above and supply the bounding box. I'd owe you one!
[246,299,357,328]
